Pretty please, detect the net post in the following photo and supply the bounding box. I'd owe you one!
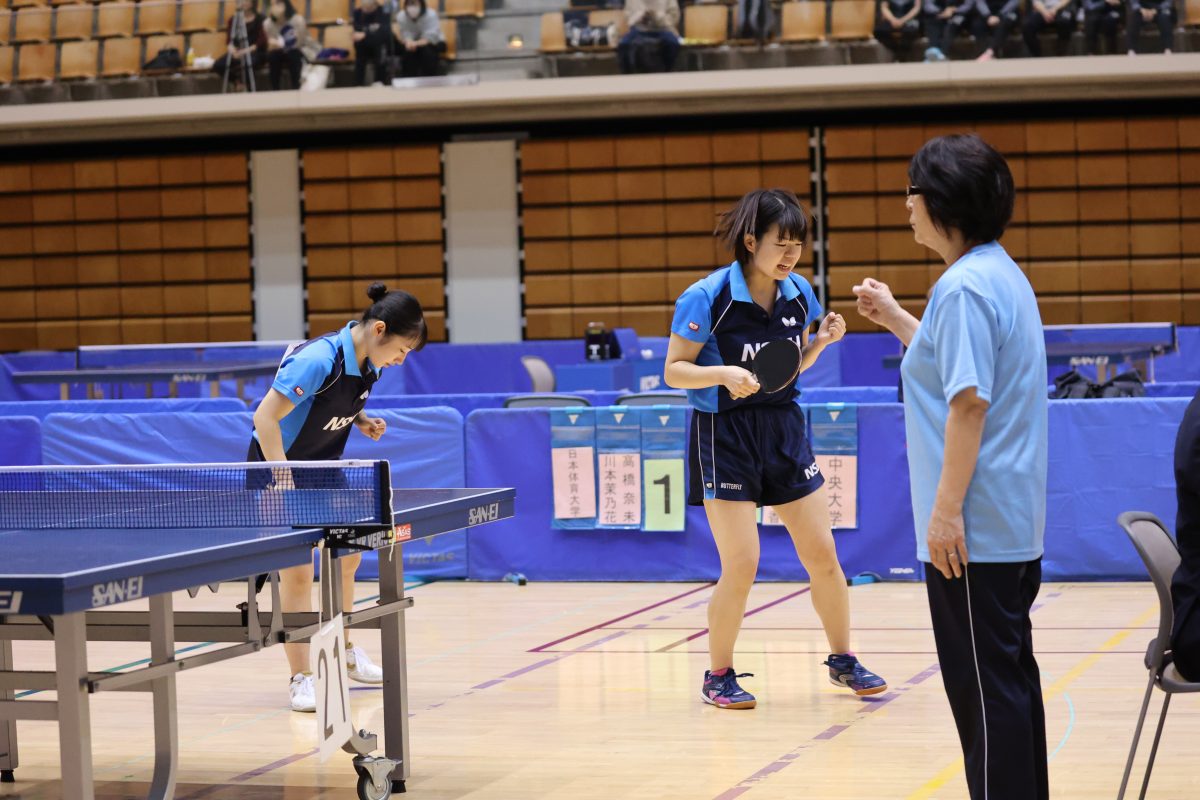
[376,460,393,524]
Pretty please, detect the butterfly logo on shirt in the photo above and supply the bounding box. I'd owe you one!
[782,317,798,327]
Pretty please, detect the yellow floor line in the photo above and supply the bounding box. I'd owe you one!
[904,604,1158,800]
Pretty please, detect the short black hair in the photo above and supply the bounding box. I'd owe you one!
[713,188,809,267]
[908,134,1015,245]
[405,0,427,13]
[270,0,297,19]
[363,282,428,350]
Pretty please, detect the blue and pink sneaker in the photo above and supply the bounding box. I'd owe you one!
[824,654,887,697]
[701,667,757,709]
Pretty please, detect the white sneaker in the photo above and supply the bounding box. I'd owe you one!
[346,645,384,684]
[290,672,316,713]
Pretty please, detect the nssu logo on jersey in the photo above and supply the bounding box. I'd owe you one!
[740,335,804,363]
[324,415,357,432]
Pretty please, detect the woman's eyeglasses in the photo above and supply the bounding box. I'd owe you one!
[905,185,923,198]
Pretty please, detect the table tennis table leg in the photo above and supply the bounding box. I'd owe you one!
[54,612,94,800]
[148,593,179,800]
[0,639,17,783]
[378,545,410,792]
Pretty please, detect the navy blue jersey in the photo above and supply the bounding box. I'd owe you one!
[253,321,381,461]
[671,263,822,413]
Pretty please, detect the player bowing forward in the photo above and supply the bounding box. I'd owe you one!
[664,188,887,710]
[251,281,426,712]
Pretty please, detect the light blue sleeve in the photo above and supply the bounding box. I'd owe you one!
[931,289,999,405]
[798,276,823,329]
[271,345,333,406]
[671,284,713,344]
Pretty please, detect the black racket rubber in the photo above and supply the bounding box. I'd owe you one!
[751,340,802,394]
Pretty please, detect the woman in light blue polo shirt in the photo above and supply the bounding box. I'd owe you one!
[853,134,1049,800]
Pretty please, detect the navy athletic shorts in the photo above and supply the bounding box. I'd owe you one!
[687,403,825,507]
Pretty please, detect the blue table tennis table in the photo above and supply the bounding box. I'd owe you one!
[0,461,515,800]
[10,361,281,401]
[9,340,294,401]
[881,323,1179,382]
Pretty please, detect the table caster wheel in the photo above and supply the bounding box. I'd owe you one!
[392,779,406,793]
[1,769,14,783]
[357,772,391,800]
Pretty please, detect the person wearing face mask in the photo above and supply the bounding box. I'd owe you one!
[250,282,427,712]
[352,0,392,85]
[853,135,1049,800]
[664,188,888,712]
[263,0,319,90]
[392,0,445,78]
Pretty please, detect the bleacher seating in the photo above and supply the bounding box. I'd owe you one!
[15,40,54,79]
[0,45,14,81]
[178,0,218,33]
[443,0,482,19]
[13,6,52,43]
[683,3,728,45]
[828,0,874,40]
[187,28,223,59]
[54,4,96,41]
[99,34,140,75]
[135,0,177,36]
[57,37,98,77]
[780,0,826,42]
[95,2,134,38]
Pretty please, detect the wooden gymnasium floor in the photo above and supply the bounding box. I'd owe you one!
[0,580,1188,799]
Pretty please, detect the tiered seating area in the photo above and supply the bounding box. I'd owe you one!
[0,0,469,88]
[539,0,1199,76]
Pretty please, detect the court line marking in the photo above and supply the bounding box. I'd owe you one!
[528,582,715,652]
[712,663,944,800]
[655,588,813,653]
[209,583,734,784]
[711,590,1070,799]
[903,603,1158,800]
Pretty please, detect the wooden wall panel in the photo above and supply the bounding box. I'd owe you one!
[0,153,254,350]
[823,115,1200,330]
[519,130,814,339]
[302,145,447,342]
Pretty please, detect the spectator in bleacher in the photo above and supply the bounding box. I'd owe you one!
[352,0,393,85]
[617,0,681,74]
[924,0,1018,61]
[1021,0,1076,56]
[922,0,967,61]
[970,0,1021,60]
[213,0,268,86]
[264,0,319,90]
[392,0,446,77]
[874,0,922,58]
[1126,0,1175,53]
[1082,0,1124,52]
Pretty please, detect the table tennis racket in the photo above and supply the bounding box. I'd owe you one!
[751,339,803,394]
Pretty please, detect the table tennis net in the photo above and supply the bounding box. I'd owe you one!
[0,461,390,530]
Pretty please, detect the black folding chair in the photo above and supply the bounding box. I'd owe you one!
[1116,511,1200,800]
